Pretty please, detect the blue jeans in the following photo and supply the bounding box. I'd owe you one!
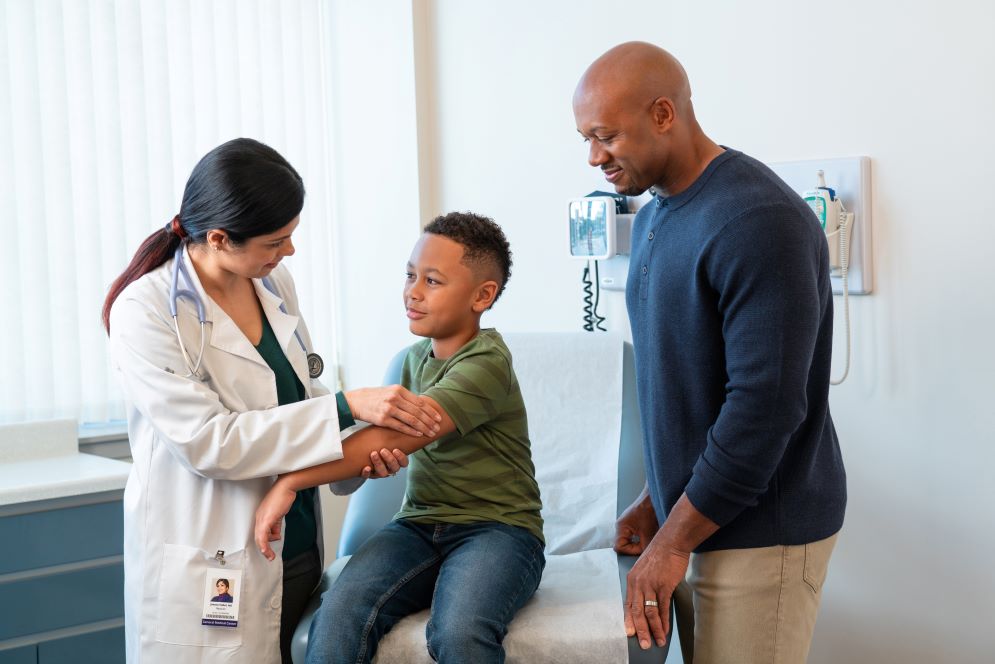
[305,519,545,664]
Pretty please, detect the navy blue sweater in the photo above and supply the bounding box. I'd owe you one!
[626,149,846,552]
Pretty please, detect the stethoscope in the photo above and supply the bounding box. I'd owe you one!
[169,246,324,379]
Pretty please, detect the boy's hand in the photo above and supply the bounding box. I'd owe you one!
[361,448,409,479]
[254,479,297,561]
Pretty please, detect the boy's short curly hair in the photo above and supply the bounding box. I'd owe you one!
[424,211,513,306]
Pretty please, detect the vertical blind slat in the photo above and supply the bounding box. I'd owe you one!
[64,0,105,418]
[8,2,46,420]
[35,0,75,415]
[0,0,20,419]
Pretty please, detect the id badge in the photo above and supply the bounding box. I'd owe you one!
[201,568,243,628]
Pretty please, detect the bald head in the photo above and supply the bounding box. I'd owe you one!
[574,42,692,118]
[573,42,720,197]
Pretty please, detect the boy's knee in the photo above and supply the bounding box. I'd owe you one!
[316,581,369,625]
[308,585,376,662]
[317,585,344,612]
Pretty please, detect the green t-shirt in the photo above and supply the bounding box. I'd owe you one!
[395,329,544,544]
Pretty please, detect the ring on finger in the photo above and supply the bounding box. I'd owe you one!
[644,599,659,607]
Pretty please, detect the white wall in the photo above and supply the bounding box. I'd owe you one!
[327,0,995,661]
[317,0,427,553]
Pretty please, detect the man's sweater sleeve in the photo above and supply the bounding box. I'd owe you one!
[684,203,828,527]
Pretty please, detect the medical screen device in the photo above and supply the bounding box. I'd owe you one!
[568,196,617,259]
[569,193,636,332]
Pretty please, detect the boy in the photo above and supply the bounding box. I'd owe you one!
[254,212,545,663]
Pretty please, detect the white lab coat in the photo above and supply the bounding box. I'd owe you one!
[109,247,359,664]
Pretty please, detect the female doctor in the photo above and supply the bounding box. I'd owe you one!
[102,138,441,664]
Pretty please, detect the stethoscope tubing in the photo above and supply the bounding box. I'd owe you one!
[170,247,209,377]
[169,246,321,379]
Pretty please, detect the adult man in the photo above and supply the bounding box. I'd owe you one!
[573,42,846,663]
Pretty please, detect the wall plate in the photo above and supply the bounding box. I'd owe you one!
[597,255,629,292]
[768,156,873,295]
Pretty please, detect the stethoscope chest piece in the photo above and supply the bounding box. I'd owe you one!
[307,353,324,379]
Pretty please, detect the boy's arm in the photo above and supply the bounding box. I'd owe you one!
[254,396,456,560]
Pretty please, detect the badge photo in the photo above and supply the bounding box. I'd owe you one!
[202,569,243,628]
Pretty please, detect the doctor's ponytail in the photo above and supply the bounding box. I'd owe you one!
[100,220,184,332]
[102,138,305,333]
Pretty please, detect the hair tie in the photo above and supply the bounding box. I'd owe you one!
[168,215,187,239]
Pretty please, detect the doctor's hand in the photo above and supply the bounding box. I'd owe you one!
[614,491,660,555]
[345,386,442,437]
[360,448,409,480]
[254,479,297,561]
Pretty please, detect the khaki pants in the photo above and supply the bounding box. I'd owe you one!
[673,532,839,664]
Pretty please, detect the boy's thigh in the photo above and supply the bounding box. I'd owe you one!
[332,520,441,604]
[309,522,442,662]
[685,533,838,664]
[429,522,545,627]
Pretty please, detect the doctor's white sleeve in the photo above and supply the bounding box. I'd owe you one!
[109,296,345,481]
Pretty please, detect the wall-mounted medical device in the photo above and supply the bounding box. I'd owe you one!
[768,156,872,295]
[803,170,854,278]
[769,156,873,385]
[805,169,854,385]
[567,194,634,260]
[568,196,613,260]
[568,192,635,332]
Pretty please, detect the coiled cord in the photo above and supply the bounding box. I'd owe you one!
[582,261,607,332]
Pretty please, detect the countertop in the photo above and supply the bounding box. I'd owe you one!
[0,419,131,507]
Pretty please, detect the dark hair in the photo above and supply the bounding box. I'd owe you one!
[423,211,512,307]
[101,138,305,332]
[216,579,229,588]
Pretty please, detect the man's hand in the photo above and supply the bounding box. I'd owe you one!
[360,448,409,479]
[345,386,442,437]
[623,493,719,650]
[614,490,660,555]
[254,479,297,561]
[624,537,690,649]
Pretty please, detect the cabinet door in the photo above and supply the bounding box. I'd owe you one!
[38,626,125,664]
[0,564,123,641]
[0,502,123,575]
[0,645,36,664]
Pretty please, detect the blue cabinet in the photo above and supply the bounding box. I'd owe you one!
[0,646,35,664]
[0,496,125,664]
[38,627,125,664]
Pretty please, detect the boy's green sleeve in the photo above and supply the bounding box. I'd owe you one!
[422,351,511,436]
